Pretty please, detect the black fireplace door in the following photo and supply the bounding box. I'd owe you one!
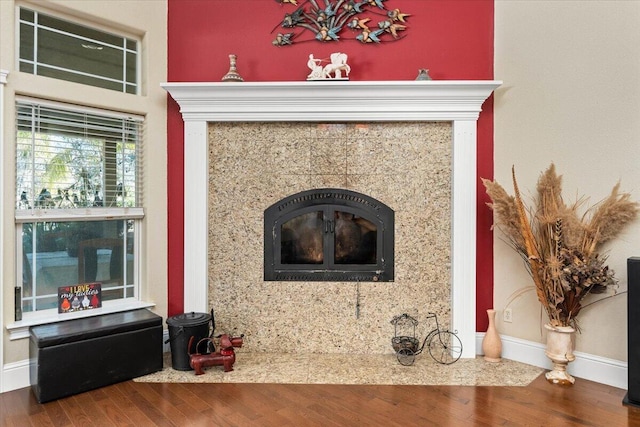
[264,189,394,282]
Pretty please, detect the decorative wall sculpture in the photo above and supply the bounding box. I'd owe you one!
[272,0,411,46]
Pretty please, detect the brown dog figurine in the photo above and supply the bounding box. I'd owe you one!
[188,334,243,375]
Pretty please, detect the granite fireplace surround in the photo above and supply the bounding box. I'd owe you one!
[163,81,501,359]
[209,121,451,354]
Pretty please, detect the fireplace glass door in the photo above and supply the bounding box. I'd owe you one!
[265,189,393,282]
[280,209,377,266]
[281,210,324,265]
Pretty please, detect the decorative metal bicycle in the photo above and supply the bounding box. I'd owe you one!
[391,312,463,366]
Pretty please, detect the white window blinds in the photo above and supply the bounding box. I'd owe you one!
[16,98,144,212]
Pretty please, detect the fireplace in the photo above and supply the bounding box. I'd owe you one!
[264,188,394,282]
[163,80,501,358]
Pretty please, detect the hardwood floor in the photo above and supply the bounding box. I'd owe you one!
[2,374,640,426]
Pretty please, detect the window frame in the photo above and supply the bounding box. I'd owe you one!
[13,96,146,322]
[17,6,141,94]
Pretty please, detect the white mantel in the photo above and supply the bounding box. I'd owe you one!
[162,80,501,358]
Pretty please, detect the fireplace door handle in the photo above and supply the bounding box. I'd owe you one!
[324,219,335,234]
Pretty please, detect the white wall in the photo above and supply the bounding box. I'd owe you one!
[0,0,168,390]
[494,1,640,362]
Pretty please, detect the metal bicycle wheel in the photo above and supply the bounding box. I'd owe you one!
[428,331,462,365]
[396,348,416,366]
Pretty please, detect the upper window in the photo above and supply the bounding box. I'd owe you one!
[16,99,140,210]
[15,98,144,313]
[19,7,139,94]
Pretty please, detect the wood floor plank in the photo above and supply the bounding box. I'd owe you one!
[1,386,36,418]
[124,386,174,427]
[253,385,346,426]
[182,385,243,426]
[180,383,266,426]
[43,400,73,427]
[68,392,116,427]
[109,383,157,427]
[137,383,199,425]
[2,374,640,426]
[219,385,294,425]
[28,411,56,427]
[171,383,215,413]
[133,383,191,427]
[96,389,137,427]
[57,394,94,427]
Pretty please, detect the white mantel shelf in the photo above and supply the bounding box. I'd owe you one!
[162,80,500,122]
[163,80,501,359]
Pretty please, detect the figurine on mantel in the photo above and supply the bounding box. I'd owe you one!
[307,52,350,80]
[416,69,432,80]
[221,54,244,82]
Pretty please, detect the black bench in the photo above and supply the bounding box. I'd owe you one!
[29,309,163,403]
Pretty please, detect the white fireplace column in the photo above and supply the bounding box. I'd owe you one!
[163,80,501,358]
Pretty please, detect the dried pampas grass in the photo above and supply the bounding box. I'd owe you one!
[482,164,639,328]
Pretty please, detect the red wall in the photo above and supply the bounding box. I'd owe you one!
[167,0,495,331]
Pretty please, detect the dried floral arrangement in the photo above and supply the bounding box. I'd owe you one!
[483,164,639,329]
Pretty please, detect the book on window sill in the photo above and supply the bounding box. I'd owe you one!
[58,283,102,314]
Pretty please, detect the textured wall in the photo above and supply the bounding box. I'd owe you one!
[494,1,640,361]
[208,121,452,354]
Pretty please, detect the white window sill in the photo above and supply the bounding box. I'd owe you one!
[5,300,156,340]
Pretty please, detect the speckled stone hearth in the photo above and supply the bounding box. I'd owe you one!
[134,353,544,387]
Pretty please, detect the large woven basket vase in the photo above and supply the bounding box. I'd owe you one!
[544,324,576,385]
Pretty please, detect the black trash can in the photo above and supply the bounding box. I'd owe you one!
[166,312,211,371]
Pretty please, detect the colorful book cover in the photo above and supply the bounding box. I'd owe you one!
[58,283,102,313]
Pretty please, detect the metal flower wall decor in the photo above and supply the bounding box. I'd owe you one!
[272,0,411,46]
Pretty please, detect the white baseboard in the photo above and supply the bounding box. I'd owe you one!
[1,333,627,393]
[1,359,30,393]
[476,333,628,390]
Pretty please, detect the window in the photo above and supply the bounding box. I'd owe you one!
[19,7,139,94]
[15,98,144,313]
